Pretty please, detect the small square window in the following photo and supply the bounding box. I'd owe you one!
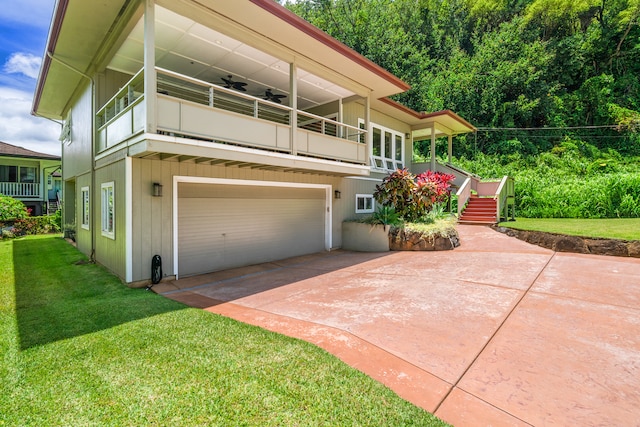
[355,194,375,214]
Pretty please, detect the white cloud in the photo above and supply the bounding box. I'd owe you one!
[0,86,61,155]
[4,53,42,79]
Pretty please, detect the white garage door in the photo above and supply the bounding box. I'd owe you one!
[177,182,327,277]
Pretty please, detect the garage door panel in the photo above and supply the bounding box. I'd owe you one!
[178,186,326,277]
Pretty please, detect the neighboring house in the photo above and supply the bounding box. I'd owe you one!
[32,0,483,285]
[0,141,62,216]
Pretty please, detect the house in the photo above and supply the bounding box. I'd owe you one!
[33,0,507,285]
[0,141,61,216]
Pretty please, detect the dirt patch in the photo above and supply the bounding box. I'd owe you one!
[493,226,640,258]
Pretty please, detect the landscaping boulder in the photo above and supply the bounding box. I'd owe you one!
[553,235,589,254]
[586,239,629,257]
[388,227,460,251]
[628,241,640,258]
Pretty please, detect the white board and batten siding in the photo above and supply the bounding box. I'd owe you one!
[174,177,331,278]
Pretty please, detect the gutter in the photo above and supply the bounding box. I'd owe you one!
[36,51,96,262]
[32,0,70,117]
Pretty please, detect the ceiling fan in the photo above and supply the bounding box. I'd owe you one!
[221,75,247,91]
[263,89,287,104]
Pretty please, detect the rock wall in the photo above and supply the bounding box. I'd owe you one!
[389,227,460,251]
[494,226,640,258]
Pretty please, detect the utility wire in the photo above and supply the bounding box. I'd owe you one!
[476,125,620,131]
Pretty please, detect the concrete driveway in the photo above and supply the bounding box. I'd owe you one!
[155,225,640,426]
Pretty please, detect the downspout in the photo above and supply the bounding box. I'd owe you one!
[44,51,96,261]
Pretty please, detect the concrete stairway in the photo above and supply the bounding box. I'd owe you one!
[459,196,497,224]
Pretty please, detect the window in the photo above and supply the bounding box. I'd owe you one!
[359,120,405,171]
[0,165,17,182]
[101,182,114,238]
[81,187,90,230]
[0,166,39,183]
[60,113,71,144]
[355,194,375,214]
[20,167,37,183]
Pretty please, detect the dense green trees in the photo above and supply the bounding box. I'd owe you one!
[284,0,640,156]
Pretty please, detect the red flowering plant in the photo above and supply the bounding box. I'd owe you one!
[374,169,455,222]
[415,170,455,204]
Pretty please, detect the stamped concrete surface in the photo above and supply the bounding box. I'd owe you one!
[155,225,640,426]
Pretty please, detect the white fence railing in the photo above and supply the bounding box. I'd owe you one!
[0,182,40,197]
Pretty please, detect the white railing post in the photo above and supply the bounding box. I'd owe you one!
[493,175,509,221]
[456,177,471,218]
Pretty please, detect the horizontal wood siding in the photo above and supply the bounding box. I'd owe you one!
[343,101,412,172]
[94,160,127,279]
[343,102,363,131]
[334,176,383,232]
[131,158,343,282]
[63,82,93,180]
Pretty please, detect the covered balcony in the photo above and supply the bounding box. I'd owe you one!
[94,4,374,176]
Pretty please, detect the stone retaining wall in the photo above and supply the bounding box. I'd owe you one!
[389,227,460,251]
[494,226,640,258]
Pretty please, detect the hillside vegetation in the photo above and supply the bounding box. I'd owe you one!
[285,0,640,217]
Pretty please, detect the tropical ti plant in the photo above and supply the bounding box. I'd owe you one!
[374,169,455,222]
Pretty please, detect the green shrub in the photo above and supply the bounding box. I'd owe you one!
[0,194,29,221]
[52,208,62,229]
[454,141,640,218]
[12,215,61,236]
[366,206,403,226]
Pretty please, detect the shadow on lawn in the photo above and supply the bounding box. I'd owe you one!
[13,237,184,350]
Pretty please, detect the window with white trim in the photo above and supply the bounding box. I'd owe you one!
[59,113,71,144]
[101,182,114,238]
[355,194,375,213]
[81,186,90,230]
[360,120,405,171]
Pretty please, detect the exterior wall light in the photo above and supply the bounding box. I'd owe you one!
[334,190,341,199]
[153,182,163,197]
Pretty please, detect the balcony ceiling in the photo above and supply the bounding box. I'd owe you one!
[34,0,409,120]
[108,6,356,110]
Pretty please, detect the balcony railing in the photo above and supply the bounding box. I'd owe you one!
[96,69,145,152]
[0,182,40,198]
[95,68,368,165]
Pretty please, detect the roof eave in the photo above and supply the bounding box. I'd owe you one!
[249,0,410,93]
[32,0,69,118]
[378,98,477,134]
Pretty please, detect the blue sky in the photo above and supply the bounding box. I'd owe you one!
[0,0,59,155]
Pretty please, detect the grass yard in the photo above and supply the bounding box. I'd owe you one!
[498,217,640,241]
[1,235,446,426]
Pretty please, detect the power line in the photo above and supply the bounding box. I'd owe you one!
[476,125,620,131]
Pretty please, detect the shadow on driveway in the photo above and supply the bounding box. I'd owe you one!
[155,250,395,308]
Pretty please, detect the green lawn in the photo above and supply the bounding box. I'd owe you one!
[498,217,640,240]
[1,235,446,426]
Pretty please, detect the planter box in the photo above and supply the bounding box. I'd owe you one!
[342,222,390,252]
